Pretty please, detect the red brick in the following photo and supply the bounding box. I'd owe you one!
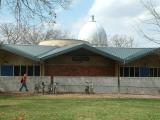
[45,65,115,76]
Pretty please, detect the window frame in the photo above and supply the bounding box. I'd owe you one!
[120,66,160,77]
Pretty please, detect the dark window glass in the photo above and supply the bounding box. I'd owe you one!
[140,67,150,77]
[120,67,123,77]
[21,65,26,75]
[154,68,157,77]
[124,67,129,77]
[14,66,20,76]
[34,66,40,76]
[1,65,13,76]
[130,67,134,77]
[28,66,33,76]
[135,67,139,77]
[158,68,160,77]
[150,68,154,77]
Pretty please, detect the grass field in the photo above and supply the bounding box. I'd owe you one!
[0,94,160,120]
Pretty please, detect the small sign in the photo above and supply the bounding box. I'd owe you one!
[72,56,90,62]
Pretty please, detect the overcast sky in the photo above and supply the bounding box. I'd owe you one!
[56,0,160,47]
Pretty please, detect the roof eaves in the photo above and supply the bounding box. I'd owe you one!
[124,48,158,64]
[2,45,40,61]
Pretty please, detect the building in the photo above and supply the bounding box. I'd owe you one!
[0,16,159,78]
[0,16,160,94]
[0,42,159,77]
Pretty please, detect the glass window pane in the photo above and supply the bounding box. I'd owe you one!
[150,68,154,77]
[154,68,157,77]
[124,67,129,77]
[158,68,160,77]
[130,67,134,77]
[1,65,13,76]
[135,67,139,77]
[28,66,33,76]
[14,66,20,76]
[21,65,26,75]
[120,67,123,77]
[140,67,150,77]
[34,66,40,76]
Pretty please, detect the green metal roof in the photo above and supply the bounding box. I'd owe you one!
[39,43,123,62]
[1,44,59,61]
[124,48,158,63]
[0,43,159,64]
[96,47,158,63]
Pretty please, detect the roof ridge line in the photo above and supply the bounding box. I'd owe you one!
[38,43,86,58]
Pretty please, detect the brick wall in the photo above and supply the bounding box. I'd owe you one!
[45,65,115,76]
[44,49,116,76]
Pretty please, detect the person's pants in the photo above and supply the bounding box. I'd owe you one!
[19,83,28,91]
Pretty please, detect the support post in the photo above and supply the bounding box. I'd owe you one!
[118,64,120,94]
[50,76,54,94]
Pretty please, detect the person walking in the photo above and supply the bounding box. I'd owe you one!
[19,73,29,91]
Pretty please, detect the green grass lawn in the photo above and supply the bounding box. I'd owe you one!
[0,95,160,120]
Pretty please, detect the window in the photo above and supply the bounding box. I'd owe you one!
[14,66,20,76]
[120,67,124,77]
[154,68,158,77]
[120,66,160,77]
[150,68,154,77]
[28,66,33,76]
[34,66,40,76]
[140,67,150,77]
[0,64,41,76]
[158,68,160,77]
[21,65,27,75]
[135,67,139,77]
[1,65,13,76]
[124,67,129,77]
[130,67,134,77]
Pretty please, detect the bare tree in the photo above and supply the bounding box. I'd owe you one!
[108,34,135,47]
[0,0,72,24]
[91,34,108,47]
[140,0,160,45]
[20,25,44,44]
[0,23,70,44]
[44,29,69,40]
[0,23,21,44]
